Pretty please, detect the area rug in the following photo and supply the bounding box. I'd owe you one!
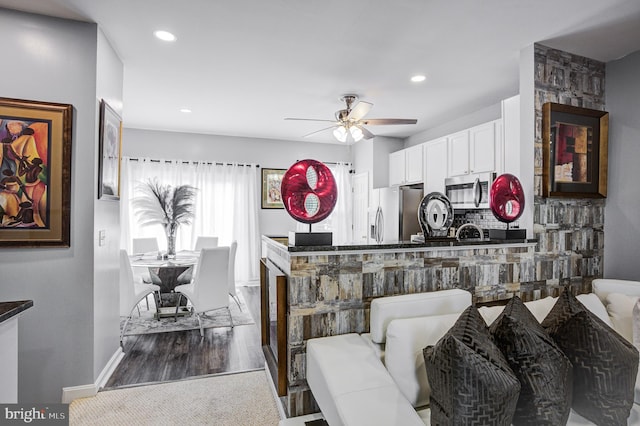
[70,370,280,426]
[121,292,255,336]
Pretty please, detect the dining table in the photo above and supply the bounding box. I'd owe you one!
[130,250,199,318]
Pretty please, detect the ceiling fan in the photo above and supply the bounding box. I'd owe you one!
[285,94,417,143]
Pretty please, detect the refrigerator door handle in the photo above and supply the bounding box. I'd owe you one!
[375,206,384,243]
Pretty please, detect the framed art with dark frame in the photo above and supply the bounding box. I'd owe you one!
[542,102,609,198]
[0,97,73,247]
[98,99,122,200]
[261,168,285,209]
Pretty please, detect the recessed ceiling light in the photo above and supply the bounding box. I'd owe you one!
[154,30,176,42]
[411,74,426,83]
[180,108,192,113]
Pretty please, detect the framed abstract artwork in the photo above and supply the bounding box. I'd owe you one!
[542,102,609,198]
[261,168,285,209]
[0,97,73,247]
[98,99,122,200]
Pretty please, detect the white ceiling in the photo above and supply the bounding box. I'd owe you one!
[2,0,640,144]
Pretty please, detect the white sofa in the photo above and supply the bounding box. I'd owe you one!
[306,280,640,425]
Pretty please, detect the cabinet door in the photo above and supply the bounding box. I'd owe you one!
[469,122,495,173]
[424,138,447,194]
[447,130,469,177]
[388,150,405,186]
[405,144,423,184]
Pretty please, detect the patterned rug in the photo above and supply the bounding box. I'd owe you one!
[121,292,255,336]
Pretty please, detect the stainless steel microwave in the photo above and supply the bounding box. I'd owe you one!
[445,172,495,210]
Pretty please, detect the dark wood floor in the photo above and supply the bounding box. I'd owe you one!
[104,285,264,389]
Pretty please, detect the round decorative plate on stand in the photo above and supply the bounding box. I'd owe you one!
[418,192,453,238]
[280,159,338,224]
[488,173,526,239]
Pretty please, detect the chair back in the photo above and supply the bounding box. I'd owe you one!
[195,236,219,251]
[132,237,159,254]
[119,249,137,316]
[192,247,230,313]
[228,241,238,297]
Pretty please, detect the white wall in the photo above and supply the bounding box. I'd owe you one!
[604,49,640,280]
[0,9,98,402]
[93,30,124,383]
[122,128,351,237]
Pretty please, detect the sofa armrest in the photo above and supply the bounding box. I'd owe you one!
[593,279,640,302]
[306,333,423,426]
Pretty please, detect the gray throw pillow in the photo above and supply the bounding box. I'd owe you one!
[424,305,520,426]
[542,287,639,425]
[490,296,572,425]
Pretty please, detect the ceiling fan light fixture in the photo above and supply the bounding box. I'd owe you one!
[411,74,426,83]
[333,125,348,143]
[350,125,364,142]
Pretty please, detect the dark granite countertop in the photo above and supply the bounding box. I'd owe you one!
[0,300,33,324]
[263,235,537,253]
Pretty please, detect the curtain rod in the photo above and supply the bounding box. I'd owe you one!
[125,157,259,168]
[296,160,355,174]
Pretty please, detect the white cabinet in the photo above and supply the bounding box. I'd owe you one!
[447,130,470,176]
[388,144,424,186]
[447,120,501,177]
[423,137,448,194]
[388,150,405,186]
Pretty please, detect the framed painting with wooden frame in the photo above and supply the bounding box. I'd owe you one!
[261,168,285,209]
[542,102,609,198]
[98,99,122,200]
[0,97,73,247]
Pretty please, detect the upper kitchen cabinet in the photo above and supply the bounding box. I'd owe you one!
[447,120,502,177]
[389,144,423,186]
[423,137,448,194]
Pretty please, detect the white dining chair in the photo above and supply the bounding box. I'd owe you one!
[120,249,160,345]
[194,236,218,251]
[132,237,159,254]
[228,241,241,310]
[173,247,232,337]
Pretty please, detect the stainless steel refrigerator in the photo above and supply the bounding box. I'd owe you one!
[370,186,424,243]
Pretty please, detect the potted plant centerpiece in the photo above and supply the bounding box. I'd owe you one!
[133,179,196,257]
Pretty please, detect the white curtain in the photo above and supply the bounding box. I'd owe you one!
[296,162,353,245]
[120,157,260,283]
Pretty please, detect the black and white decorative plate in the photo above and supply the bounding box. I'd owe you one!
[418,192,453,237]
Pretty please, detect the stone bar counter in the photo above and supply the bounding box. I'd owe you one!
[0,300,33,403]
[260,235,539,417]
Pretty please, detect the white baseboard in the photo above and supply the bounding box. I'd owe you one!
[61,347,124,403]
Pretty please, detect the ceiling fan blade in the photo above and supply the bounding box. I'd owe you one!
[285,118,338,123]
[302,125,338,138]
[360,126,375,140]
[347,101,373,121]
[361,118,418,125]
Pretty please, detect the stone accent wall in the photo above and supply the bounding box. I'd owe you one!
[279,242,540,416]
[533,44,606,289]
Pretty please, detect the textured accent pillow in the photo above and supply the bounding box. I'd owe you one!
[490,296,572,425]
[424,305,520,425]
[542,288,640,425]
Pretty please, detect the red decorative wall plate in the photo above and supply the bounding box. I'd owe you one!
[490,173,525,223]
[280,159,337,224]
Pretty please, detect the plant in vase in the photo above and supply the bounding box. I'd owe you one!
[133,179,196,257]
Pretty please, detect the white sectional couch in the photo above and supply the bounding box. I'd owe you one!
[306,280,640,425]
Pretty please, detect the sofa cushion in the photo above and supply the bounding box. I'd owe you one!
[385,313,461,407]
[593,278,640,303]
[490,296,572,425]
[369,289,471,344]
[424,305,520,425]
[306,333,423,426]
[542,288,640,425]
[605,292,639,343]
[576,292,614,328]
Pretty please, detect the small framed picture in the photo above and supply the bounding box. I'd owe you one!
[542,102,609,198]
[98,99,122,200]
[261,168,285,209]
